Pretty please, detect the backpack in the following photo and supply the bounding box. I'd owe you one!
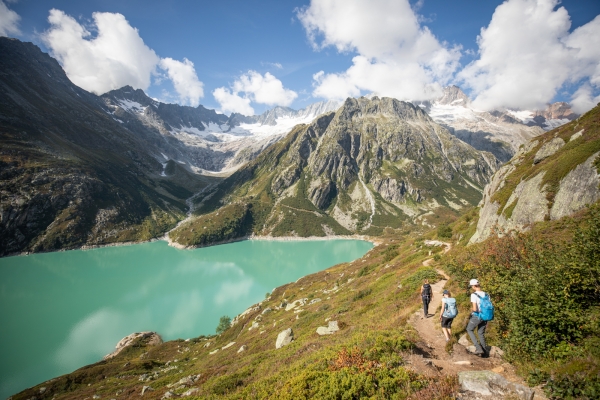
[475,293,494,321]
[422,284,431,297]
[443,298,458,318]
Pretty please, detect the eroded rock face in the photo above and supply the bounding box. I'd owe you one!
[104,332,163,360]
[550,152,600,220]
[471,109,600,243]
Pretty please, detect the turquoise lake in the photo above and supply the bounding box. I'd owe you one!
[0,239,372,398]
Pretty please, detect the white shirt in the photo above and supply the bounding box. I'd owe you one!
[470,290,488,312]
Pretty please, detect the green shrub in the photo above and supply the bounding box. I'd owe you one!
[437,224,452,239]
[445,203,600,397]
[352,288,372,301]
[216,315,231,335]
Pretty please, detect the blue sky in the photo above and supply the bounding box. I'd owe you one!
[2,0,600,115]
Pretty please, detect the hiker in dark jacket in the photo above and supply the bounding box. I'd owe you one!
[420,279,432,318]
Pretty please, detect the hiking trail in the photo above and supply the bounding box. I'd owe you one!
[407,245,547,398]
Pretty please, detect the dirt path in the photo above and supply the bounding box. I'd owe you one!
[407,263,546,398]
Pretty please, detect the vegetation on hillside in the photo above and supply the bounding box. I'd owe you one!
[444,203,600,398]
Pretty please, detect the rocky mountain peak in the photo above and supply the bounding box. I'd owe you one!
[337,96,431,123]
[533,102,577,120]
[436,85,470,106]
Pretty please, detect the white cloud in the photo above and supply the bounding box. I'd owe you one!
[571,84,600,114]
[42,10,160,94]
[213,71,297,115]
[233,71,297,106]
[213,87,254,115]
[42,10,205,106]
[459,0,600,112]
[0,0,21,37]
[297,0,461,101]
[159,57,204,107]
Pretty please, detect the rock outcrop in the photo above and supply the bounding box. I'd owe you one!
[104,332,163,360]
[471,105,600,243]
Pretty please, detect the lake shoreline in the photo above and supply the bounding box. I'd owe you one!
[6,234,380,258]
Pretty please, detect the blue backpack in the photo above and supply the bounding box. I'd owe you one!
[475,293,494,321]
[443,298,458,318]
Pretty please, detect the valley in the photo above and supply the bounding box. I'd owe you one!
[2,35,600,399]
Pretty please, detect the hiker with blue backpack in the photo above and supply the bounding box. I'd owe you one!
[467,278,494,357]
[439,289,458,342]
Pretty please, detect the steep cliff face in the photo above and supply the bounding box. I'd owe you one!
[0,38,212,256]
[470,105,600,243]
[170,97,498,246]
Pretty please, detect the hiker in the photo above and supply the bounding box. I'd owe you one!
[420,279,432,318]
[466,278,489,356]
[439,289,457,341]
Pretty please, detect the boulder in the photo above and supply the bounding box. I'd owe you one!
[261,307,273,314]
[161,391,176,399]
[182,388,199,397]
[104,331,162,360]
[276,328,293,349]
[285,298,307,311]
[237,345,248,353]
[458,371,534,400]
[489,346,505,359]
[316,321,340,335]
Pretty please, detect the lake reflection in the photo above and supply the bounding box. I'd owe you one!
[0,239,372,398]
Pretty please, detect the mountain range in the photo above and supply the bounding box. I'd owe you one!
[0,38,581,255]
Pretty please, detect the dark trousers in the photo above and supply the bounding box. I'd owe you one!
[422,295,431,316]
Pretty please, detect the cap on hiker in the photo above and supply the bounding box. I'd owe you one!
[443,290,449,295]
[469,279,480,286]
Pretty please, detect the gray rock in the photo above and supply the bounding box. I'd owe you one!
[276,328,294,349]
[261,307,273,314]
[458,371,534,400]
[285,298,307,311]
[141,386,154,396]
[308,298,322,305]
[39,387,46,394]
[458,334,471,347]
[182,388,199,397]
[570,129,584,142]
[104,332,162,360]
[161,391,176,399]
[316,320,340,335]
[238,345,248,353]
[533,137,565,164]
[550,151,600,220]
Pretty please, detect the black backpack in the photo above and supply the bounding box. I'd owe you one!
[422,284,432,297]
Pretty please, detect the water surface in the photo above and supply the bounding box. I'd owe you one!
[0,239,372,398]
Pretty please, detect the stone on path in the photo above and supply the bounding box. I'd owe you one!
[458,334,470,347]
[316,321,339,335]
[276,328,293,349]
[458,371,534,400]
